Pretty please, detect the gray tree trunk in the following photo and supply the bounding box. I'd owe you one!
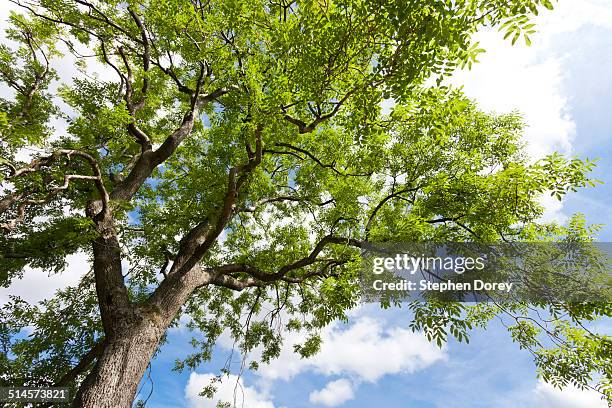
[72,314,164,408]
[72,191,218,407]
[71,211,170,408]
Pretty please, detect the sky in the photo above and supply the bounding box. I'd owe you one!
[1,1,612,407]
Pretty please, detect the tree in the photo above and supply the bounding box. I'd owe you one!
[0,0,609,407]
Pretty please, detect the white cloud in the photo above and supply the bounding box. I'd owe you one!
[538,194,568,224]
[449,0,612,222]
[308,379,354,407]
[451,30,575,160]
[254,316,445,383]
[449,2,612,160]
[533,380,607,408]
[0,251,90,305]
[185,372,275,408]
[212,313,444,406]
[538,0,612,35]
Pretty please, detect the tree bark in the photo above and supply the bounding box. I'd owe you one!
[73,210,208,407]
[71,312,165,408]
[70,115,257,407]
[72,201,168,408]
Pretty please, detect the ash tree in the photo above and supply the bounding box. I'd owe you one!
[0,0,610,407]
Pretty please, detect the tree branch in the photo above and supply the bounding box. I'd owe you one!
[145,125,264,322]
[268,143,371,177]
[212,235,362,286]
[365,186,421,237]
[282,87,357,133]
[110,86,234,202]
[236,195,335,213]
[1,150,109,232]
[56,339,106,387]
[127,6,150,112]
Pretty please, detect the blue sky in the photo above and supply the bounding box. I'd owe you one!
[1,1,612,408]
[136,2,612,407]
[140,304,608,408]
[558,22,612,239]
[140,306,539,408]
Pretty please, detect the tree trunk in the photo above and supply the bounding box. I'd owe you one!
[75,201,211,407]
[72,312,165,408]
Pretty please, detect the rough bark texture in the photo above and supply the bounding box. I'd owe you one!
[70,266,210,407]
[72,199,211,407]
[2,119,345,407]
[72,314,164,408]
[70,201,162,408]
[67,95,221,406]
[0,4,365,406]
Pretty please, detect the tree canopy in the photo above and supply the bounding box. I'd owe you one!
[0,0,610,407]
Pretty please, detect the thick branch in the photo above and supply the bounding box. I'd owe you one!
[210,273,261,291]
[267,143,371,177]
[364,186,420,237]
[0,191,25,214]
[214,235,362,284]
[278,235,361,275]
[111,86,233,202]
[56,339,106,387]
[173,124,264,274]
[145,125,264,322]
[1,150,109,231]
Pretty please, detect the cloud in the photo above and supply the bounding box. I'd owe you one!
[308,379,354,407]
[449,2,612,160]
[185,373,275,408]
[213,313,444,406]
[533,380,607,408]
[538,194,568,224]
[451,30,575,160]
[448,0,612,222]
[0,251,90,305]
[538,0,612,35]
[254,316,445,383]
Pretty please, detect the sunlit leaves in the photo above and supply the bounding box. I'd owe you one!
[2,0,610,403]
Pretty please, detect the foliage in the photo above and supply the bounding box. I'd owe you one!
[0,0,610,405]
